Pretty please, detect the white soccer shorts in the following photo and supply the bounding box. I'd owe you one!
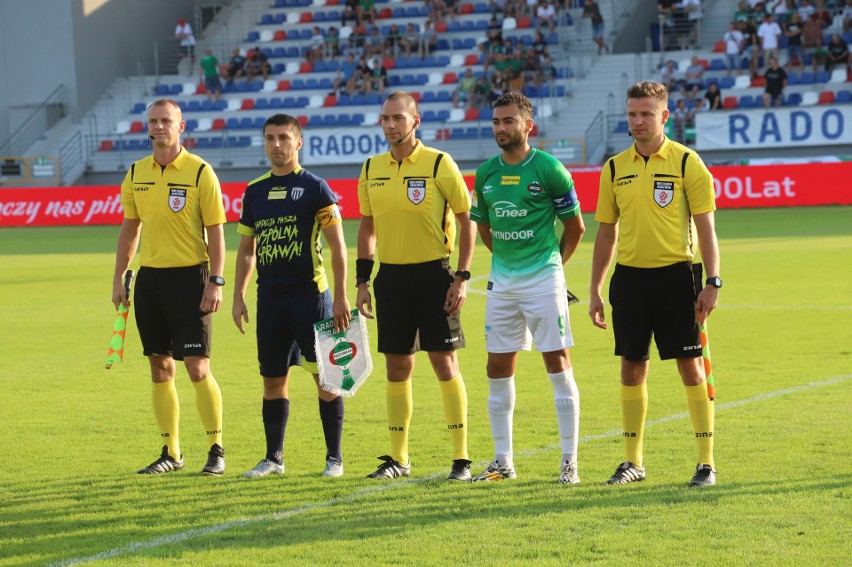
[484,291,574,353]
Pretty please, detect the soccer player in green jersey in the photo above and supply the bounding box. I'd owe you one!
[469,92,585,484]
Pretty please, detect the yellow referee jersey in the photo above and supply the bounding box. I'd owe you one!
[596,137,715,268]
[358,140,470,264]
[121,149,226,268]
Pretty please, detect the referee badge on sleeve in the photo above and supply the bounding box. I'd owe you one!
[407,179,426,205]
[168,188,187,213]
[653,180,674,208]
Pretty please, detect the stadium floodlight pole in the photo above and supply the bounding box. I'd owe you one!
[105,269,134,370]
[699,316,715,401]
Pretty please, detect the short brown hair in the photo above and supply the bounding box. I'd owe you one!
[263,113,302,137]
[147,99,182,115]
[626,81,668,106]
[492,91,534,121]
[382,90,419,115]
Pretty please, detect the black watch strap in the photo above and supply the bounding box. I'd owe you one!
[209,275,225,286]
[454,270,471,281]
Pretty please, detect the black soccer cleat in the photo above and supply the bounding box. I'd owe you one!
[137,445,184,475]
[447,459,472,481]
[605,461,646,485]
[688,463,716,487]
[201,443,225,476]
[366,455,411,479]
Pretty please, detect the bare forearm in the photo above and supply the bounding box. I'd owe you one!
[590,223,617,294]
[455,211,474,270]
[206,223,226,277]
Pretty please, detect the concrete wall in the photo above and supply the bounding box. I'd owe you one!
[0,0,195,144]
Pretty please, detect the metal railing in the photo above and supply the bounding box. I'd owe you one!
[0,85,67,157]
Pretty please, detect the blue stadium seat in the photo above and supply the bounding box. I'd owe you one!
[437,109,450,121]
[196,137,211,149]
[479,107,492,120]
[259,14,273,25]
[319,78,333,89]
[815,71,830,83]
[719,76,735,89]
[185,119,198,131]
[283,96,297,107]
[322,115,338,126]
[253,117,266,129]
[451,127,467,139]
[155,84,170,96]
[422,109,438,122]
[475,19,488,30]
[296,96,310,107]
[309,115,323,126]
[239,117,254,129]
[462,38,477,49]
[337,114,352,126]
[314,11,327,22]
[226,118,240,129]
[131,102,146,114]
[738,95,757,108]
[338,93,352,106]
[422,91,436,103]
[314,60,328,72]
[269,97,284,108]
[787,73,801,85]
[351,94,366,105]
[437,39,450,50]
[614,120,629,133]
[187,100,202,112]
[366,93,381,105]
[305,78,319,89]
[292,79,305,90]
[274,13,286,24]
[388,75,402,87]
[247,31,260,42]
[436,91,452,103]
[272,63,285,74]
[783,93,802,106]
[255,98,270,110]
[351,113,365,125]
[836,90,852,103]
[273,47,287,58]
[214,100,227,111]
[474,2,489,13]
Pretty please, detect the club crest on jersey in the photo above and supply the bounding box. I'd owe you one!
[527,181,543,195]
[407,179,426,204]
[653,180,674,208]
[291,187,305,200]
[168,188,187,212]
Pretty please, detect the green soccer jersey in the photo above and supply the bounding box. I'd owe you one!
[471,148,581,297]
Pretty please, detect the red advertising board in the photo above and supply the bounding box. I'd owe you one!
[0,162,849,228]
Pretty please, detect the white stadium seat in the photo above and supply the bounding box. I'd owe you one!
[196,118,212,132]
[363,111,379,125]
[308,94,324,108]
[340,26,353,39]
[449,54,465,68]
[259,30,274,42]
[800,91,819,106]
[182,82,196,96]
[447,108,465,122]
[428,72,443,86]
[114,120,130,134]
[262,79,277,92]
[502,17,517,31]
[286,12,300,24]
[226,98,242,111]
[251,135,263,146]
[286,61,300,75]
[829,68,847,84]
[734,75,751,89]
[419,129,437,141]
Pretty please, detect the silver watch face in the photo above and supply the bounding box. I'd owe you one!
[707,277,722,288]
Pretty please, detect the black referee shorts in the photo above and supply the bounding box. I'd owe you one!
[134,264,212,360]
[373,259,465,355]
[609,262,702,361]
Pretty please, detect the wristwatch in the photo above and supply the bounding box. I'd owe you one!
[454,270,471,281]
[705,276,722,288]
[208,275,226,286]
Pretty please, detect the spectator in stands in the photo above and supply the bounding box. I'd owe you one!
[583,0,610,55]
[802,13,825,72]
[784,12,805,73]
[330,68,348,97]
[762,56,787,107]
[342,0,360,27]
[824,33,851,73]
[813,0,831,28]
[347,57,371,94]
[843,0,852,33]
[486,16,502,40]
[797,0,816,21]
[702,81,722,110]
[740,18,760,76]
[399,23,421,60]
[660,59,679,91]
[536,54,558,88]
[723,22,745,77]
[420,20,438,56]
[199,49,222,102]
[678,0,703,49]
[453,68,478,109]
[488,71,507,103]
[757,12,782,68]
[368,57,388,92]
[225,48,247,84]
[532,29,550,60]
[175,18,196,65]
[537,0,559,32]
[325,27,342,59]
[671,98,695,144]
[734,1,753,23]
[308,26,325,62]
[385,24,404,58]
[357,0,377,25]
[365,26,384,58]
[680,56,705,100]
[769,0,794,25]
[246,48,270,82]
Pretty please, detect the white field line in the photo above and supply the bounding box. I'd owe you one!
[52,374,851,567]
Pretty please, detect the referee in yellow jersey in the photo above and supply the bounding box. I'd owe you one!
[589,82,721,487]
[113,99,227,476]
[356,91,476,481]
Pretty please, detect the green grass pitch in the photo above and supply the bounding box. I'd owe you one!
[0,206,850,565]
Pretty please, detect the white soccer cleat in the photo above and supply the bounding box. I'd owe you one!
[322,457,344,477]
[242,458,285,478]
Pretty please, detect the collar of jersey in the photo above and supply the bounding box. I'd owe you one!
[498,147,537,167]
[145,147,190,170]
[382,139,424,164]
[629,136,673,162]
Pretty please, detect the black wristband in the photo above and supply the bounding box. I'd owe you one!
[356,258,374,284]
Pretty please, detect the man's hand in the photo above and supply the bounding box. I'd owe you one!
[200,282,223,313]
[696,286,719,323]
[588,293,608,330]
[333,297,352,333]
[444,279,466,315]
[356,284,373,319]
[232,295,249,334]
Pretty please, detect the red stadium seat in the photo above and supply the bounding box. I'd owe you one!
[99,140,114,151]
[273,30,286,41]
[464,107,479,121]
[460,3,474,14]
[443,72,457,84]
[517,17,532,29]
[464,54,479,66]
[241,99,255,110]
[530,124,538,136]
[722,96,738,109]
[278,80,291,91]
[323,95,337,107]
[129,121,144,133]
[183,137,197,149]
[296,115,308,127]
[410,91,422,102]
[697,59,709,69]
[299,61,313,73]
[299,12,313,23]
[435,20,448,32]
[818,90,835,104]
[211,118,226,130]
[195,82,207,95]
[713,40,725,53]
[379,7,392,18]
[382,57,396,70]
[751,76,765,87]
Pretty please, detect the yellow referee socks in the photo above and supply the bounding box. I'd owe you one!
[439,375,469,461]
[192,375,223,449]
[151,381,180,459]
[621,383,648,468]
[685,382,715,468]
[387,380,413,465]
